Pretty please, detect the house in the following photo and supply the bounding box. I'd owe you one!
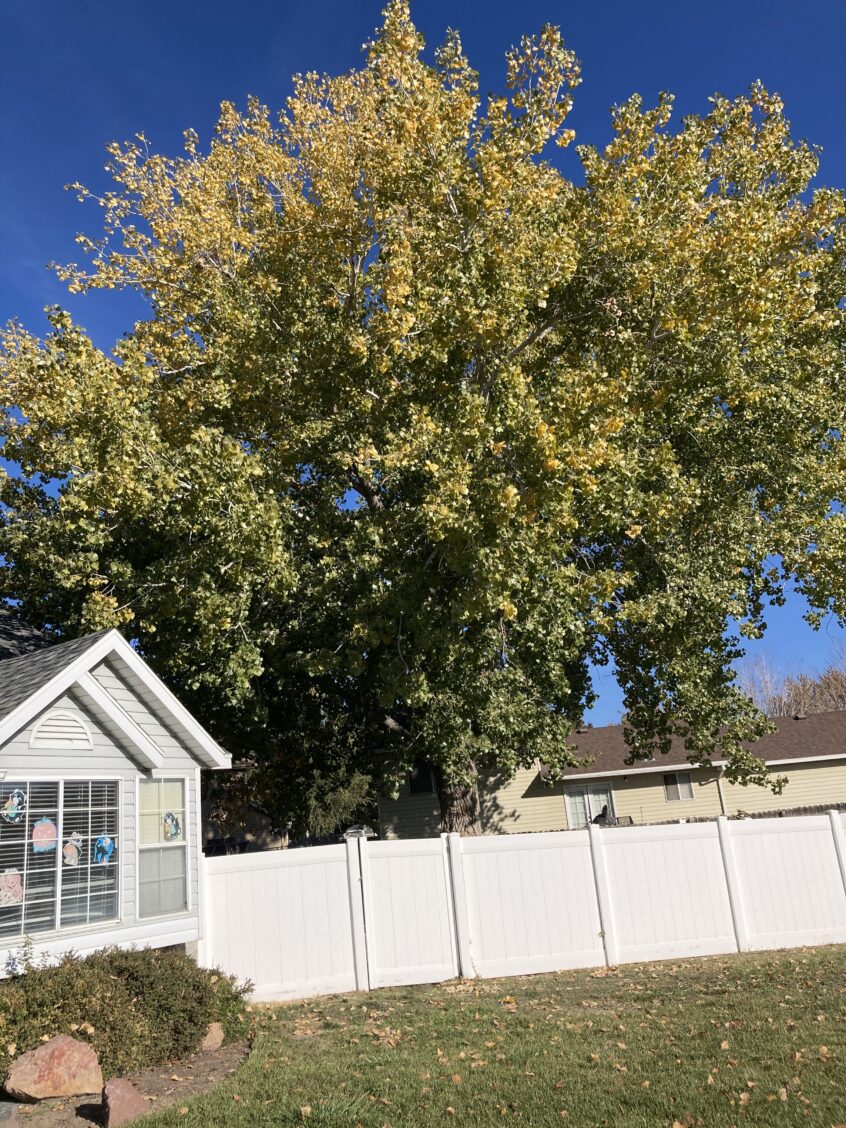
[378,712,846,839]
[0,610,230,967]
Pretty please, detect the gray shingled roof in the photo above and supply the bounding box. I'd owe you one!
[0,631,110,726]
[0,608,49,661]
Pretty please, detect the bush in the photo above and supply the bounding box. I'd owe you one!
[0,945,249,1077]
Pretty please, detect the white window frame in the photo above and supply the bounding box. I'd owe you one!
[663,771,695,802]
[135,775,191,920]
[0,777,122,947]
[565,783,616,828]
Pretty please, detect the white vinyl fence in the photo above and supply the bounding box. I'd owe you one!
[198,812,846,1001]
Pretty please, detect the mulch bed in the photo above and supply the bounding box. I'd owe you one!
[7,1041,248,1126]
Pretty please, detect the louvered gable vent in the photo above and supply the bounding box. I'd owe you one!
[29,709,93,749]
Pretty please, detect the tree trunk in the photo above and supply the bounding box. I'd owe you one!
[436,766,481,835]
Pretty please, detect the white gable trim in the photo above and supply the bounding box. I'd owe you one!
[76,671,164,771]
[103,634,230,769]
[0,630,230,770]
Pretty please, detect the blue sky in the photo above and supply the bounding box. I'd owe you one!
[2,0,845,722]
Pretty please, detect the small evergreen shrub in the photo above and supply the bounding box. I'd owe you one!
[0,945,249,1076]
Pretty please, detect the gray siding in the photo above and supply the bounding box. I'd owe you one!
[92,661,200,773]
[0,675,203,952]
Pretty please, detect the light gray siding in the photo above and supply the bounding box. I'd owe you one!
[92,660,200,773]
[0,675,204,957]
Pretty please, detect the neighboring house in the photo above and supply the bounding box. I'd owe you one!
[0,610,230,967]
[379,712,846,839]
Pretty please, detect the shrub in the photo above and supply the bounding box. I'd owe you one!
[0,945,249,1077]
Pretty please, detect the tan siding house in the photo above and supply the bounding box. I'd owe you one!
[378,712,846,839]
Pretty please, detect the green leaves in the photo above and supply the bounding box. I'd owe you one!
[2,3,846,831]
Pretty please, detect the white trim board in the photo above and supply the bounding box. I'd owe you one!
[0,630,230,770]
[560,752,846,783]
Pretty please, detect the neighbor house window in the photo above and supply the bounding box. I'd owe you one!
[664,772,695,802]
[409,758,435,795]
[0,780,119,942]
[138,779,188,918]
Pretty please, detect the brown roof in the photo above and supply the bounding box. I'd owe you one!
[558,711,846,779]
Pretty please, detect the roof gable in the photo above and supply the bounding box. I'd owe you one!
[0,630,229,770]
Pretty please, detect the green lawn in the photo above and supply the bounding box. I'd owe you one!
[148,947,846,1128]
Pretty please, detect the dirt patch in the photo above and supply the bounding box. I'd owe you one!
[9,1041,247,1126]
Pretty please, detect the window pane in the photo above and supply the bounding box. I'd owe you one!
[161,780,184,811]
[88,892,119,923]
[678,772,694,800]
[90,809,118,837]
[409,759,434,795]
[90,781,118,809]
[139,847,187,918]
[566,789,589,829]
[61,890,89,927]
[140,812,162,845]
[587,786,613,821]
[664,774,680,801]
[139,780,160,813]
[62,782,90,809]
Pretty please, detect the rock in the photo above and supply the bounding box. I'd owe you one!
[0,1100,18,1123]
[4,1035,103,1103]
[102,1078,149,1126]
[200,1022,224,1052]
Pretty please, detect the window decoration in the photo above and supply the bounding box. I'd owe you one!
[0,872,23,908]
[0,780,119,941]
[32,817,58,854]
[1,789,26,825]
[93,835,115,865]
[162,812,181,841]
[138,779,187,919]
[62,834,83,867]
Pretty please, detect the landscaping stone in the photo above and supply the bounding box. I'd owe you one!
[3,1036,103,1103]
[200,1022,224,1052]
[102,1077,149,1126]
[0,1100,18,1123]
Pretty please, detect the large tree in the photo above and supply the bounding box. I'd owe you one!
[2,3,845,832]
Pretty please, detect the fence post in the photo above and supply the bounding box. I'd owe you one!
[447,833,475,978]
[196,849,209,967]
[587,822,618,967]
[357,835,378,989]
[345,837,370,991]
[439,835,461,978]
[717,816,749,953]
[828,810,846,896]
